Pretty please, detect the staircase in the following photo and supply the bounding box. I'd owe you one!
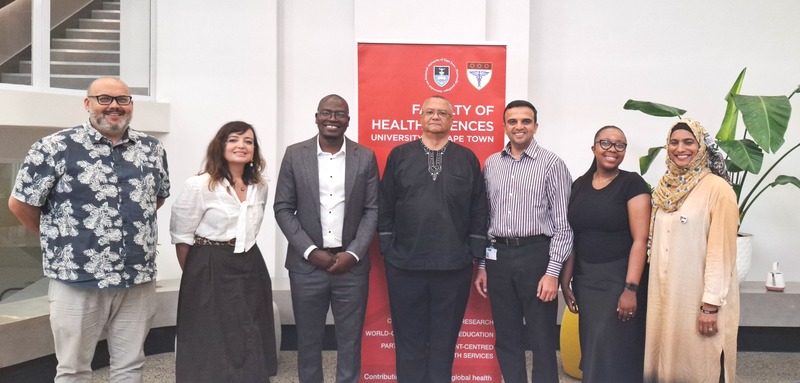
[0,1,120,91]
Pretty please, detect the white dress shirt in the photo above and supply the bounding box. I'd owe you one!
[170,173,268,253]
[302,139,359,261]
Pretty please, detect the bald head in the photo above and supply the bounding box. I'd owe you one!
[87,77,130,96]
[422,95,453,112]
[318,94,348,110]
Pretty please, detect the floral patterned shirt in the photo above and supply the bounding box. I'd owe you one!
[11,123,170,288]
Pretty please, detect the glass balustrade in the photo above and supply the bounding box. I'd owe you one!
[0,0,33,86]
[0,162,43,305]
[0,0,151,95]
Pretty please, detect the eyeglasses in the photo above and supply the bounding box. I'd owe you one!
[318,110,349,120]
[422,109,452,119]
[89,95,133,105]
[595,139,628,152]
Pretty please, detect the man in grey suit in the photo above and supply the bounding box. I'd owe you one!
[274,94,379,383]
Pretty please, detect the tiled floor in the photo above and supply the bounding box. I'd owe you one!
[92,350,800,382]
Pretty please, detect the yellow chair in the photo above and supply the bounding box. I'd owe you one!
[559,308,583,379]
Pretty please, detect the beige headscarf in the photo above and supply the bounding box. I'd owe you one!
[647,118,729,258]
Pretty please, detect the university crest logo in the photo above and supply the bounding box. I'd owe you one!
[425,58,458,93]
[434,66,450,87]
[467,62,492,90]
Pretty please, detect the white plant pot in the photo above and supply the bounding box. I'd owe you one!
[736,232,753,283]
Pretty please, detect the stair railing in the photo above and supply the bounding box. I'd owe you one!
[1,0,96,88]
[1,0,151,95]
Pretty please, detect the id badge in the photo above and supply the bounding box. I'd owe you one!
[485,247,497,261]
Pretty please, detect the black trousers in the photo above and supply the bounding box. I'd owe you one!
[384,261,472,383]
[486,238,558,383]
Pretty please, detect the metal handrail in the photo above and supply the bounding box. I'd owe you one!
[0,0,94,66]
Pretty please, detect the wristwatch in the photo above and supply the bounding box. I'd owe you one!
[624,282,638,292]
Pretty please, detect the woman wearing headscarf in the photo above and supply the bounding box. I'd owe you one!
[644,119,739,382]
[560,125,651,382]
[170,121,278,382]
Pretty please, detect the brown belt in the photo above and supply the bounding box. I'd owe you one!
[194,235,236,246]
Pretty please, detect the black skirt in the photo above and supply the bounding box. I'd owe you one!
[176,243,278,382]
[573,256,648,383]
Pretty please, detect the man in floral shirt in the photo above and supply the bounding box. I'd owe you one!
[8,77,170,382]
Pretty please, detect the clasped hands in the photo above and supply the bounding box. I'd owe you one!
[308,248,356,274]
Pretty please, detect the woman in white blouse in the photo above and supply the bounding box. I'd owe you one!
[170,121,277,382]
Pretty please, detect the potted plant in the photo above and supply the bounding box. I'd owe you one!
[623,68,800,281]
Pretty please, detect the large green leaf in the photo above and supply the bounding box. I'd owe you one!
[769,175,800,189]
[716,68,746,141]
[731,94,791,153]
[624,100,687,117]
[639,146,664,175]
[717,139,763,174]
[725,158,744,173]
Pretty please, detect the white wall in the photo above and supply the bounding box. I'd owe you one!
[150,0,799,284]
[528,0,800,281]
[153,1,279,282]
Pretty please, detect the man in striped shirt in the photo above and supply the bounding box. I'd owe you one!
[473,100,573,383]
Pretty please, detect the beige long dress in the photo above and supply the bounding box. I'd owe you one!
[644,174,740,382]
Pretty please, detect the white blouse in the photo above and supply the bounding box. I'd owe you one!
[170,173,268,253]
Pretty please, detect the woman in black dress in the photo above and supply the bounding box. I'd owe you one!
[560,125,650,382]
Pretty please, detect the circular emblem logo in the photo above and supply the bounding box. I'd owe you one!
[425,58,458,93]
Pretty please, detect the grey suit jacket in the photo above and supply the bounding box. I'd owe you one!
[274,136,379,274]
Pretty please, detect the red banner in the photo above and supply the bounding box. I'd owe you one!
[358,42,506,382]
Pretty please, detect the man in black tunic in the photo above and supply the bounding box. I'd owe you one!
[378,95,488,383]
